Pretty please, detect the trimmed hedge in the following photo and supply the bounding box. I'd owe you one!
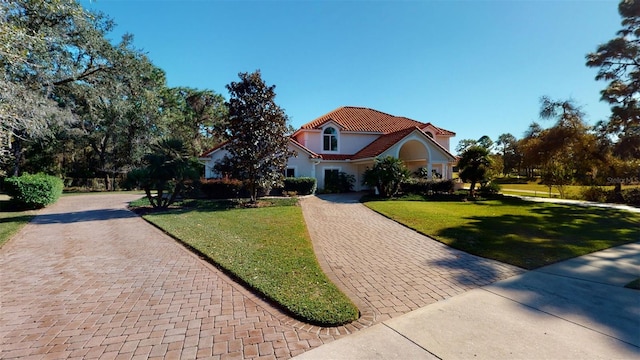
[201,178,246,199]
[283,177,316,195]
[4,173,63,209]
[401,178,455,195]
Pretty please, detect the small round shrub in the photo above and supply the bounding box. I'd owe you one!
[479,182,501,196]
[4,173,63,209]
[581,186,608,202]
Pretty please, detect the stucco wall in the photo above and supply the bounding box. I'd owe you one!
[293,130,379,155]
[202,149,230,178]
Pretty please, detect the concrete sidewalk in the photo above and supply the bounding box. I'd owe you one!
[295,242,640,359]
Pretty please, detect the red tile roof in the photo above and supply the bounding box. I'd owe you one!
[352,127,417,160]
[297,106,455,136]
[289,138,320,158]
[199,141,228,158]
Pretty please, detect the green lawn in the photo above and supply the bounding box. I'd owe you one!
[0,195,34,248]
[135,198,359,326]
[364,196,640,269]
[492,181,640,199]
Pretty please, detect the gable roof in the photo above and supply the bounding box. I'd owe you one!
[200,138,321,159]
[350,127,456,161]
[297,106,455,136]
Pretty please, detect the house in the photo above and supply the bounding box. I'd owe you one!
[199,106,457,191]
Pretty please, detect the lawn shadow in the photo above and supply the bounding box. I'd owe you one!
[435,203,640,270]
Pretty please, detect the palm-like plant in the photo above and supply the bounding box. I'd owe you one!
[362,156,410,198]
[128,139,199,209]
[458,146,492,197]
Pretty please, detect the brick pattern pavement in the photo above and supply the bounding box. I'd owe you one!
[0,194,359,360]
[300,193,524,322]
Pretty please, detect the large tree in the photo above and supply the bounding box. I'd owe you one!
[496,133,520,176]
[215,71,292,202]
[537,97,600,195]
[586,0,640,167]
[161,87,227,157]
[0,0,159,179]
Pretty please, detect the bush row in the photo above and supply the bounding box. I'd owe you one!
[581,187,640,206]
[200,177,317,199]
[4,173,64,209]
[400,178,455,195]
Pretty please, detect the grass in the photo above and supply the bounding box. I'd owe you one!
[491,181,640,199]
[0,195,34,248]
[133,197,359,326]
[364,196,640,269]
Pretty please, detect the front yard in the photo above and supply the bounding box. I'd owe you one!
[364,196,640,269]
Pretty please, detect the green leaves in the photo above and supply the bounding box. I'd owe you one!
[4,173,63,209]
[362,156,410,198]
[216,70,292,202]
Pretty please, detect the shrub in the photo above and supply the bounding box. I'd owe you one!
[621,188,640,206]
[479,182,501,196]
[401,178,454,195]
[4,173,63,209]
[324,171,355,193]
[581,186,608,202]
[283,177,316,195]
[362,156,410,197]
[433,179,455,193]
[201,178,245,199]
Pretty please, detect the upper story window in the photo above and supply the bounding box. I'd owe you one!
[323,127,338,151]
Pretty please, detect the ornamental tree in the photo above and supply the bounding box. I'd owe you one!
[362,156,410,198]
[458,146,492,196]
[215,71,292,202]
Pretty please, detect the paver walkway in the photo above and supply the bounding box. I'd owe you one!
[0,194,342,360]
[299,193,523,322]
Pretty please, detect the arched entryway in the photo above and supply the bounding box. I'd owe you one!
[398,140,429,174]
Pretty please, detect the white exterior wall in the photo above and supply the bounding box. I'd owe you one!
[293,130,379,155]
[435,136,451,151]
[338,133,380,154]
[286,146,316,178]
[202,149,230,178]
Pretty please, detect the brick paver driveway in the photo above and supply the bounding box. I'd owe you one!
[0,194,341,360]
[1,192,523,359]
[300,193,524,322]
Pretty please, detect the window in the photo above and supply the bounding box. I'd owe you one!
[323,127,338,151]
[284,168,295,177]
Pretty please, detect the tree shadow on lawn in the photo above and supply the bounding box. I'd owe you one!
[435,204,640,270]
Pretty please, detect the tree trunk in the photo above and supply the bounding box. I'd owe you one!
[11,138,23,177]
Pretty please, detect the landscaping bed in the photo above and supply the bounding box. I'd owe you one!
[131,197,359,326]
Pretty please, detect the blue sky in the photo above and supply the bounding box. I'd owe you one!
[82,0,621,153]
